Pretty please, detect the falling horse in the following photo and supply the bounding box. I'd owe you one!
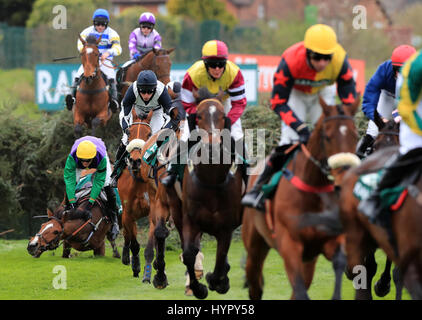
[117,48,175,101]
[242,96,361,300]
[27,170,120,258]
[71,35,113,137]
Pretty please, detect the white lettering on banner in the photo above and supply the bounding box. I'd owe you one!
[37,70,53,104]
[55,70,71,102]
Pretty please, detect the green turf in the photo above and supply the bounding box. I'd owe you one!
[0,235,411,300]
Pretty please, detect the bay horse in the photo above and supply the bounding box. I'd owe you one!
[117,48,175,101]
[27,170,120,258]
[118,110,174,288]
[72,35,112,137]
[169,94,243,300]
[242,96,361,300]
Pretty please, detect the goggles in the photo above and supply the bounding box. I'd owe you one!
[309,51,333,61]
[138,87,156,94]
[205,59,227,69]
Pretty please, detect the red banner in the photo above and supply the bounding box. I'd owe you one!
[229,53,366,94]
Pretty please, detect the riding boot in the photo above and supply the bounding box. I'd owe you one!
[241,145,292,212]
[65,77,79,110]
[356,134,375,159]
[358,149,422,224]
[232,138,250,186]
[108,79,119,113]
[104,185,119,241]
[110,142,128,188]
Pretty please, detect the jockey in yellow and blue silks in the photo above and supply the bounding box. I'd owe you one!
[356,45,416,158]
[242,24,357,212]
[64,136,119,240]
[65,8,122,113]
[359,50,422,224]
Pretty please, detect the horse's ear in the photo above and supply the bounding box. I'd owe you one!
[167,48,175,55]
[319,96,331,116]
[96,34,102,46]
[153,48,158,55]
[47,208,53,217]
[78,34,86,46]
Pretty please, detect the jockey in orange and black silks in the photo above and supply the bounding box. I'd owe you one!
[270,24,357,146]
[242,24,357,212]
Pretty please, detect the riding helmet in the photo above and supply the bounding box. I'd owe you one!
[136,70,157,92]
[92,8,110,25]
[139,12,156,28]
[76,140,97,159]
[391,45,417,67]
[304,24,338,55]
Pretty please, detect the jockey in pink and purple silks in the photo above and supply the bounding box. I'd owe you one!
[128,12,162,61]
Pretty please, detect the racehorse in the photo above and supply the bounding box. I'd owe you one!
[168,92,243,300]
[117,48,175,101]
[71,35,113,137]
[242,96,361,300]
[118,110,175,288]
[27,170,120,258]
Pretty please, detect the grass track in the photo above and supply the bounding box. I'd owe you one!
[0,236,411,300]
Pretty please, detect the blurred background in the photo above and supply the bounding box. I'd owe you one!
[0,0,420,238]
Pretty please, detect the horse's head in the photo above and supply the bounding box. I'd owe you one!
[194,87,226,146]
[149,48,174,85]
[27,208,63,258]
[372,112,400,152]
[79,34,102,83]
[126,111,153,173]
[310,94,362,186]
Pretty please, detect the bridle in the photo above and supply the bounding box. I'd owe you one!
[301,104,357,181]
[126,121,152,182]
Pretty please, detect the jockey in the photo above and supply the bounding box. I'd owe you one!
[65,8,122,112]
[242,24,357,212]
[359,50,422,223]
[109,70,179,187]
[161,39,248,187]
[356,45,416,158]
[129,12,162,61]
[64,136,119,240]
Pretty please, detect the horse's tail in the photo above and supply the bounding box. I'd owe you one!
[298,206,344,236]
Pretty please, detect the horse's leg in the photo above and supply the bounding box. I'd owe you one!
[62,241,71,258]
[206,232,232,294]
[143,217,155,284]
[94,241,105,256]
[182,219,208,300]
[152,212,170,289]
[374,257,392,297]
[107,234,121,259]
[354,251,377,300]
[121,213,131,265]
[91,117,101,136]
[331,246,347,300]
[402,262,422,300]
[243,221,270,300]
[279,231,309,300]
[392,265,403,300]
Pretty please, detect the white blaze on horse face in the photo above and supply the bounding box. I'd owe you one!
[30,223,54,245]
[209,105,217,136]
[86,48,94,55]
[339,125,347,136]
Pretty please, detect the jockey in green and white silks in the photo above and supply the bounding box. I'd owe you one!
[65,8,122,112]
[64,135,120,240]
[359,50,422,224]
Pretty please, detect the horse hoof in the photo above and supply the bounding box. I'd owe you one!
[374,280,391,297]
[131,255,141,277]
[153,274,168,289]
[191,283,208,300]
[206,272,230,294]
[113,250,121,259]
[142,278,151,284]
